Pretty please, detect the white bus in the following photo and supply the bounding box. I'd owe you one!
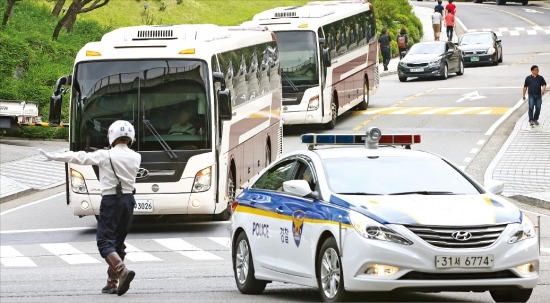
[242,0,379,129]
[49,24,282,220]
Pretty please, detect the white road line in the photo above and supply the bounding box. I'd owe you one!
[463,157,472,163]
[541,248,550,253]
[477,140,486,145]
[0,227,95,234]
[40,243,100,265]
[0,192,65,216]
[154,238,222,260]
[470,148,479,154]
[124,243,162,262]
[208,237,231,248]
[437,86,522,90]
[0,246,37,267]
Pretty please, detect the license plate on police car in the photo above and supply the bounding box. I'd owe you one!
[471,56,479,62]
[436,255,494,268]
[410,68,424,72]
[134,199,153,213]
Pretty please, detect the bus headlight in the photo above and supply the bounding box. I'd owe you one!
[350,211,412,245]
[307,95,319,111]
[192,166,212,192]
[508,215,536,244]
[70,169,88,194]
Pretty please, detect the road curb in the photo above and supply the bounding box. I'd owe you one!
[509,195,550,210]
[0,188,38,204]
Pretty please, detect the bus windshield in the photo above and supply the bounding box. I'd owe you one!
[70,60,211,152]
[274,31,319,93]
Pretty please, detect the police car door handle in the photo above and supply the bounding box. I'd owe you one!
[275,206,284,214]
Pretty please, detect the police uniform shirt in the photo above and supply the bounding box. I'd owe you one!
[49,144,141,196]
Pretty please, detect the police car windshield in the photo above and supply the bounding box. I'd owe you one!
[324,156,480,195]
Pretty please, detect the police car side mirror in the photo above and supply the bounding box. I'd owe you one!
[484,179,504,195]
[283,180,318,199]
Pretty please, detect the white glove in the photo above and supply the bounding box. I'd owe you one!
[38,149,55,161]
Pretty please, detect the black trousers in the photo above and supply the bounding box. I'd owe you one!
[96,194,135,259]
[381,47,390,68]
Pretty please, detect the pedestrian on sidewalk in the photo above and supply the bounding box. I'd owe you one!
[523,65,547,126]
[397,28,409,59]
[435,0,445,16]
[38,120,141,296]
[445,9,455,42]
[432,8,443,41]
[446,0,457,15]
[378,27,391,71]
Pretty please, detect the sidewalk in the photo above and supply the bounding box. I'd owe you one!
[378,4,550,209]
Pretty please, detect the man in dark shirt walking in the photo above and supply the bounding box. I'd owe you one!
[523,65,547,126]
[378,28,391,71]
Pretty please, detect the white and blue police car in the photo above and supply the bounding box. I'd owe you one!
[230,127,539,302]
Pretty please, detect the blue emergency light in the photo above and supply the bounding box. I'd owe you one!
[301,128,421,150]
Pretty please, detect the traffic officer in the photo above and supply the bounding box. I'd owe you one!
[39,120,141,296]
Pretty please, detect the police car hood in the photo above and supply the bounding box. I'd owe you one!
[333,194,521,225]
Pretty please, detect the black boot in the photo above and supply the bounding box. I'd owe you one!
[105,252,135,296]
[101,267,117,294]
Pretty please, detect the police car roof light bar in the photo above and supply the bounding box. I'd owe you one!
[301,132,421,150]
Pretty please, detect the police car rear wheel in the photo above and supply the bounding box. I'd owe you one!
[490,289,532,303]
[233,232,267,294]
[317,237,346,302]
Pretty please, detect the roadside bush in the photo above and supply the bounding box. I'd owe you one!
[16,126,69,140]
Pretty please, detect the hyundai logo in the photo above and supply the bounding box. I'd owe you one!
[451,231,472,241]
[136,168,149,179]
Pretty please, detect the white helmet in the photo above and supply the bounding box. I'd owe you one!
[108,120,135,146]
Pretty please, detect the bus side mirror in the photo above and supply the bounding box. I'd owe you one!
[322,48,331,67]
[218,89,232,121]
[213,71,226,90]
[49,75,71,126]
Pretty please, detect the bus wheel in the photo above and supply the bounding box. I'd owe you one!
[233,232,267,294]
[355,80,369,111]
[324,99,337,130]
[214,169,235,221]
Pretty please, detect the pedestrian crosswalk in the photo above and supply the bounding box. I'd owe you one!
[466,26,550,37]
[0,237,231,268]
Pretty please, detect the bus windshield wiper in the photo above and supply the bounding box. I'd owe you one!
[388,191,456,195]
[143,119,177,160]
[281,71,298,92]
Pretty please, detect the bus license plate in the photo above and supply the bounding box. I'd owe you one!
[436,255,494,268]
[134,199,153,213]
[471,56,479,62]
[410,68,424,72]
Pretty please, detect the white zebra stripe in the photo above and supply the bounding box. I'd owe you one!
[40,243,100,265]
[0,246,37,267]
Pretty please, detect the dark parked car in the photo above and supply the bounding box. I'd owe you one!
[397,41,464,82]
[458,31,503,66]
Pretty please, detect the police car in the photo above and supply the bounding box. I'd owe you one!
[229,128,539,302]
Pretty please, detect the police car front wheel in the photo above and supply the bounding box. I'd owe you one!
[233,232,267,294]
[317,237,347,302]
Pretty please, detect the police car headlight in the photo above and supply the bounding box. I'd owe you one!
[350,212,412,245]
[192,166,211,192]
[508,215,536,244]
